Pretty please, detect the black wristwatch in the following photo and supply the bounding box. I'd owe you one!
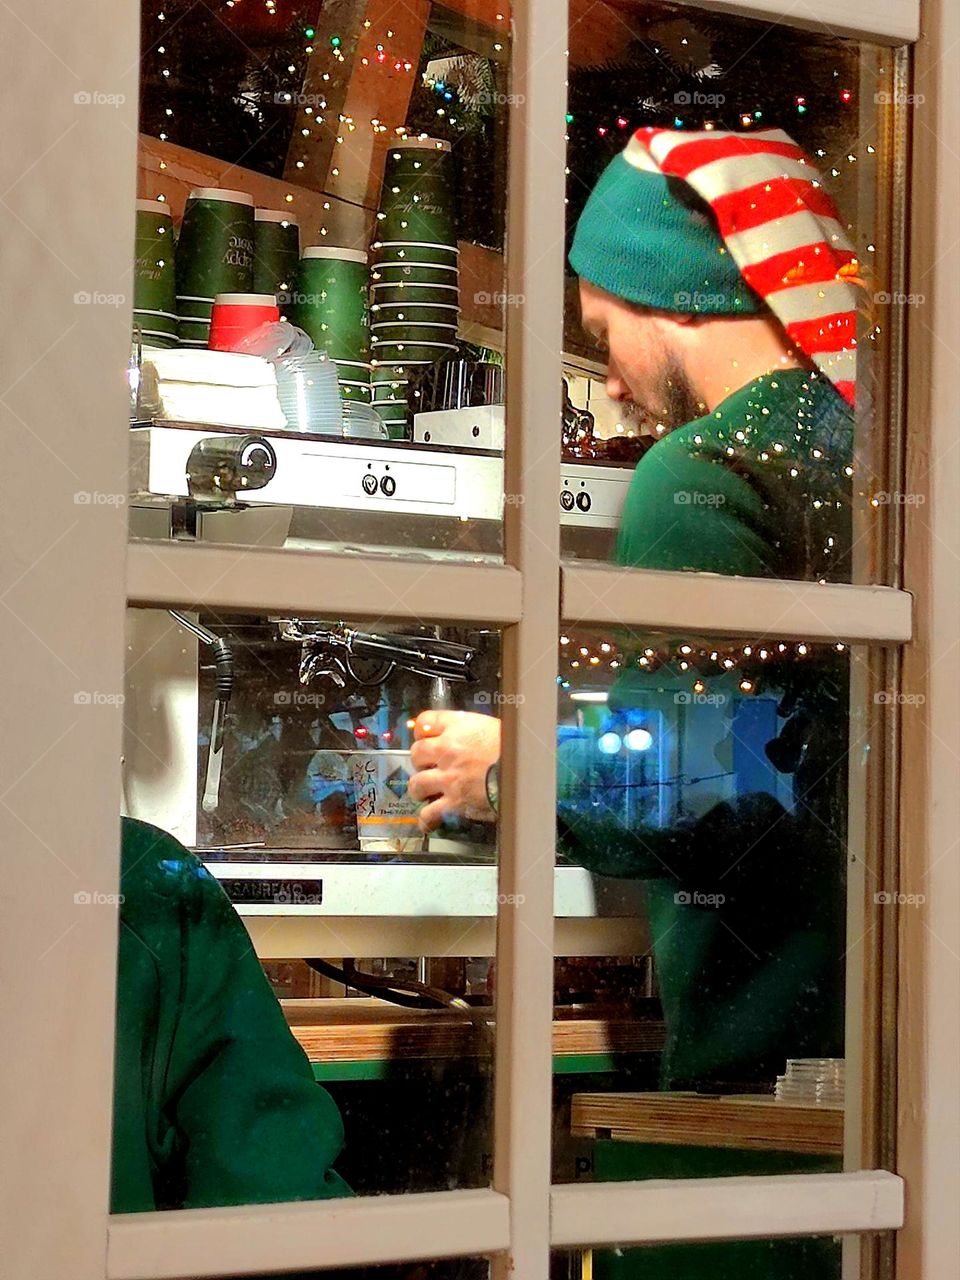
[485,761,500,814]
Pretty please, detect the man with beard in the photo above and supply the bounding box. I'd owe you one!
[408,131,862,1274]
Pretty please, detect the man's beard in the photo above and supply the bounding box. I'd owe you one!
[624,357,703,435]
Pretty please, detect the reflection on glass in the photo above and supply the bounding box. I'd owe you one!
[553,1236,842,1279]
[562,1,899,581]
[264,1264,490,1280]
[117,608,501,1210]
[130,1,511,558]
[554,627,855,1183]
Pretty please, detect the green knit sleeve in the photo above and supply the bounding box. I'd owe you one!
[557,803,688,880]
[614,428,777,577]
[163,852,351,1208]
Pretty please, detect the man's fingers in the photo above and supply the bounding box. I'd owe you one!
[407,767,446,803]
[418,796,450,833]
[409,737,440,770]
[412,708,451,740]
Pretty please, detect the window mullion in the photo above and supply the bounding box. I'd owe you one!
[492,0,568,1276]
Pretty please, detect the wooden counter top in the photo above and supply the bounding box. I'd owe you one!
[283,998,665,1065]
[570,1091,844,1156]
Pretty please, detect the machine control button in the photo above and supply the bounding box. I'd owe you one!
[560,489,575,511]
[362,473,378,496]
[576,491,592,512]
[380,475,397,497]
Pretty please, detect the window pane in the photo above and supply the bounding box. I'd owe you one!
[117,607,502,1210]
[552,624,890,1184]
[130,2,510,559]
[561,0,905,585]
[553,1236,850,1279]
[259,1263,490,1280]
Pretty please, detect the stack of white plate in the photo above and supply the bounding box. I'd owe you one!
[276,352,342,434]
[774,1058,845,1104]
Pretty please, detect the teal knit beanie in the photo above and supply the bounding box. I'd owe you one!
[569,153,763,315]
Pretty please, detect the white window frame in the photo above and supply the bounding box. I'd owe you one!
[2,0,955,1277]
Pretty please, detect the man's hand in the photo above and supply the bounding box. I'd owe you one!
[408,710,502,833]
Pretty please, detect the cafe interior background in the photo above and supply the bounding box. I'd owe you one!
[1,0,956,1277]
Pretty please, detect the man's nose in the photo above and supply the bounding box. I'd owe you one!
[606,368,629,402]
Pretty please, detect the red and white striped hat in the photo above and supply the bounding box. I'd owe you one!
[624,127,864,408]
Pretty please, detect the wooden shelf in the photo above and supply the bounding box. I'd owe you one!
[571,1091,844,1156]
[284,997,664,1063]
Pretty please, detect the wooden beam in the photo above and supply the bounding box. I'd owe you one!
[138,134,374,249]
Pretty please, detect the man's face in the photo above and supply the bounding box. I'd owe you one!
[578,279,703,433]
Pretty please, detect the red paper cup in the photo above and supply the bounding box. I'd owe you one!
[208,292,280,351]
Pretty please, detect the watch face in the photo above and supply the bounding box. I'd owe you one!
[485,762,499,811]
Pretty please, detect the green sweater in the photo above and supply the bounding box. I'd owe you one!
[113,818,350,1213]
[558,369,852,1088]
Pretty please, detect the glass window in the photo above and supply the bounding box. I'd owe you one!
[130,2,511,558]
[560,0,903,585]
[552,1235,850,1278]
[552,624,880,1183]
[118,606,502,1209]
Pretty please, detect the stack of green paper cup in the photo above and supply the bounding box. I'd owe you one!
[133,199,177,348]
[175,188,255,347]
[370,138,460,438]
[254,209,300,311]
[293,246,371,405]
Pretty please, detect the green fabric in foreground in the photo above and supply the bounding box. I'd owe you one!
[112,817,350,1213]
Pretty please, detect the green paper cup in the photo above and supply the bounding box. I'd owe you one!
[370,281,459,308]
[372,240,459,268]
[370,301,460,327]
[371,261,459,288]
[332,359,371,404]
[340,383,372,404]
[134,200,176,337]
[293,246,369,363]
[133,318,178,349]
[372,340,457,363]
[371,322,458,343]
[175,188,255,342]
[378,139,456,244]
[254,209,300,299]
[334,359,372,379]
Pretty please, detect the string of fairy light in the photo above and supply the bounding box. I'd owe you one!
[147,5,882,240]
[145,4,886,408]
[557,634,845,698]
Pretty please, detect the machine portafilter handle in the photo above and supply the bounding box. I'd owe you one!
[186,434,277,502]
